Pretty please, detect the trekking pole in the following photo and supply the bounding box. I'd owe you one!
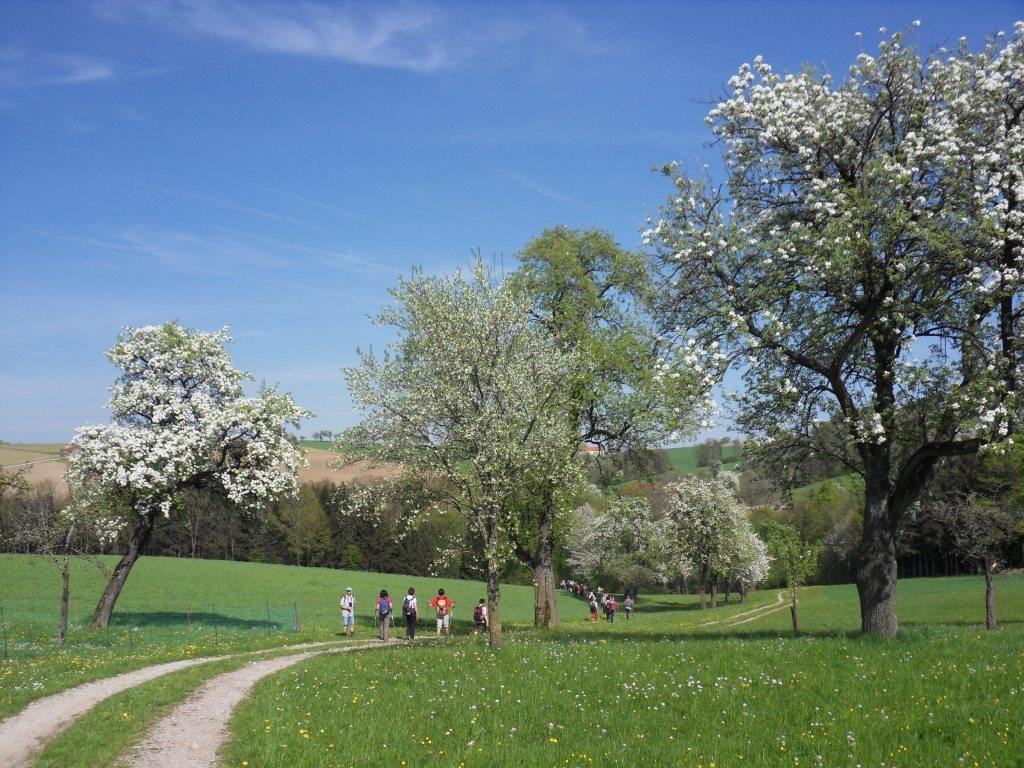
[266,603,272,635]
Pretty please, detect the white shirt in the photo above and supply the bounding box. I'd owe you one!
[402,595,418,614]
[340,594,355,615]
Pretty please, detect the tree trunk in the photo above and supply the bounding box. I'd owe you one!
[984,557,996,631]
[710,575,718,609]
[790,584,799,635]
[697,565,707,609]
[58,554,70,645]
[855,483,898,637]
[531,496,560,629]
[91,508,159,628]
[724,579,731,605]
[486,555,502,650]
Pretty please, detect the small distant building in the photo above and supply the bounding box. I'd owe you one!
[580,443,603,456]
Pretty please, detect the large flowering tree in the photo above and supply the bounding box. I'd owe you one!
[647,25,1023,635]
[343,261,583,649]
[68,322,308,627]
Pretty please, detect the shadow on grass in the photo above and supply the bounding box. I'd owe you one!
[540,619,1024,644]
[109,611,283,631]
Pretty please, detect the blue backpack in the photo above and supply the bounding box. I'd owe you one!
[379,597,391,616]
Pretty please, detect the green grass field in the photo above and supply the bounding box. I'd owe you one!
[0,554,555,719]
[2,555,1022,767]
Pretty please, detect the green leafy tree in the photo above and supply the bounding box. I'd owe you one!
[760,520,821,635]
[647,27,1023,635]
[511,227,716,627]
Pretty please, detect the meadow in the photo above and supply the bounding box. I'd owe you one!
[222,575,1024,768]
[1,554,1022,767]
[0,553,560,719]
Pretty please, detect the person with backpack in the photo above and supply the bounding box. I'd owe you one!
[374,589,393,641]
[429,588,455,637]
[339,587,356,637]
[473,599,488,634]
[623,595,634,620]
[588,595,599,622]
[608,596,618,623]
[402,587,418,640]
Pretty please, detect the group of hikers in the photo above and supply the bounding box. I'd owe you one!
[561,579,634,622]
[343,581,634,640]
[339,586,489,641]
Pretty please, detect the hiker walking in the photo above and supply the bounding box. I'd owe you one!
[623,595,634,620]
[608,595,618,623]
[473,599,488,634]
[340,587,356,637]
[588,594,599,622]
[429,588,455,637]
[375,589,393,641]
[402,587,418,640]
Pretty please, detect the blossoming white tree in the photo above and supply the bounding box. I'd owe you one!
[665,476,765,608]
[68,322,308,627]
[647,25,1023,635]
[343,262,584,648]
[567,496,679,595]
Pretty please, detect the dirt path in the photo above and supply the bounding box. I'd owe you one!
[129,641,383,768]
[695,590,786,628]
[0,639,352,768]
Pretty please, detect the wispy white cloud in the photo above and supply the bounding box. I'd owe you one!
[207,225,402,276]
[39,230,379,302]
[93,0,603,74]
[94,0,456,72]
[0,47,115,88]
[143,183,315,229]
[494,167,589,209]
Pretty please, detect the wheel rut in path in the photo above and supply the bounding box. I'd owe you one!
[129,641,384,768]
[695,590,786,628]
[0,639,349,768]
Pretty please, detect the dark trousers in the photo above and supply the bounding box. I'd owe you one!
[405,613,416,639]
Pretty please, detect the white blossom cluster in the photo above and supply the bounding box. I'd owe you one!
[664,476,770,590]
[566,496,684,586]
[66,323,308,532]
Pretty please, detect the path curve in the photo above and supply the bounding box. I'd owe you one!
[695,590,786,628]
[0,639,350,768]
[129,641,383,768]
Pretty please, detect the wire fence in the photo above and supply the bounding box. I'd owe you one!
[0,598,301,660]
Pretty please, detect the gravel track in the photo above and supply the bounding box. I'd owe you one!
[129,641,384,768]
[0,639,351,768]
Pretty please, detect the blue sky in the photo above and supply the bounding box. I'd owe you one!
[1,0,1020,443]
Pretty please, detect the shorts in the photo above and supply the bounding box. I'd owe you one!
[342,613,355,626]
[436,614,451,629]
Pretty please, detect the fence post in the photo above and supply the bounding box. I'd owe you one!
[293,602,301,633]
[212,604,217,644]
[1,606,9,661]
[266,603,271,635]
[187,605,192,645]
